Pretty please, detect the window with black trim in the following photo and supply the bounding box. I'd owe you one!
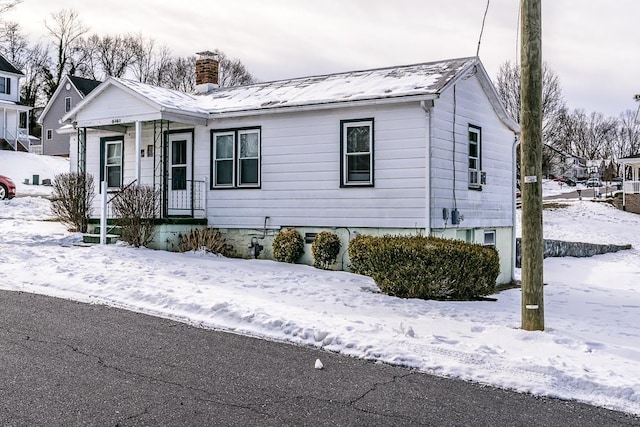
[0,77,11,95]
[468,125,482,189]
[46,129,53,140]
[100,136,124,189]
[341,118,374,187]
[64,97,72,112]
[211,127,261,188]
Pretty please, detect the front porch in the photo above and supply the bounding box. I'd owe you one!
[618,156,640,214]
[75,117,208,222]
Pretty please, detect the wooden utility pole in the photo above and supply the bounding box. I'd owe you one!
[520,0,544,331]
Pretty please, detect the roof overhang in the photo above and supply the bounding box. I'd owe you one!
[207,94,440,119]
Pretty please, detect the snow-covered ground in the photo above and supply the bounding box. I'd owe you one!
[0,153,638,415]
[0,150,69,197]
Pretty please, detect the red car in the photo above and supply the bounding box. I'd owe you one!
[0,174,16,200]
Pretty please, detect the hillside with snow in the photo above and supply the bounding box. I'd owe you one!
[0,150,69,197]
[0,151,638,416]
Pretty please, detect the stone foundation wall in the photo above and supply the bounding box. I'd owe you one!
[515,238,632,268]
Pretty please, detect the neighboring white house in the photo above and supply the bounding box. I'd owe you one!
[0,54,31,153]
[36,74,101,156]
[62,54,520,284]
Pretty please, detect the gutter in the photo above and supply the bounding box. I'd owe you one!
[207,94,439,120]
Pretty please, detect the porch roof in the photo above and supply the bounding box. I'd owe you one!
[620,154,640,166]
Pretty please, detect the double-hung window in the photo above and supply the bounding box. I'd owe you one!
[468,125,481,189]
[341,118,374,187]
[0,77,11,95]
[211,127,261,188]
[100,136,124,189]
[64,97,72,113]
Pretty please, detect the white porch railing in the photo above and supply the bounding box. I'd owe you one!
[166,179,206,218]
[623,181,640,194]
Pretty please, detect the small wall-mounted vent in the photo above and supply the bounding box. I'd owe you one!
[304,233,317,244]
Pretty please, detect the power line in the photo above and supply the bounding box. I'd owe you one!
[476,0,491,57]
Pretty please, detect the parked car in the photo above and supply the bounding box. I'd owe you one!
[0,174,16,199]
[586,178,601,188]
[611,176,623,190]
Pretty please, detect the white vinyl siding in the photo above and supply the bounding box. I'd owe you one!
[198,104,427,229]
[429,76,515,229]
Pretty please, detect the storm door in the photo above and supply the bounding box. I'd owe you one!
[167,132,193,216]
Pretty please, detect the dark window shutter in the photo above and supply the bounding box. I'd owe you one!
[6,78,10,95]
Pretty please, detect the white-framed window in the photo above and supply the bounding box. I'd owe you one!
[484,230,496,246]
[341,118,374,187]
[468,125,482,189]
[100,136,123,189]
[211,127,260,188]
[46,129,53,140]
[64,96,72,113]
[0,77,11,95]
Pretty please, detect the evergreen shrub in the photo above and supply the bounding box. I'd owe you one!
[348,234,499,300]
[311,231,341,269]
[272,228,304,263]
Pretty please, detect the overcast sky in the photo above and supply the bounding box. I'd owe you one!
[5,0,639,117]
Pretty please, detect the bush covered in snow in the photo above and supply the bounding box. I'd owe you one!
[272,228,304,264]
[348,234,499,300]
[311,231,341,269]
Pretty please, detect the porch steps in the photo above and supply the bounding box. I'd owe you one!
[82,226,123,245]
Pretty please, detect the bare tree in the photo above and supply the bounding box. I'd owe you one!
[0,21,50,137]
[215,48,257,87]
[43,9,87,99]
[0,0,20,16]
[495,61,567,176]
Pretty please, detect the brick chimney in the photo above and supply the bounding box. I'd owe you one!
[195,51,219,94]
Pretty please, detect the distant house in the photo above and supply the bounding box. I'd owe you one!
[62,54,520,284]
[618,155,640,214]
[0,54,31,152]
[36,75,101,156]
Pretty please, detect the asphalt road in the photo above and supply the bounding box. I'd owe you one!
[0,290,637,426]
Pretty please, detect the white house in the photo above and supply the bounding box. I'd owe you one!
[63,54,520,284]
[0,54,31,152]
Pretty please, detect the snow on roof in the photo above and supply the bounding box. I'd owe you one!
[111,57,477,116]
[113,78,209,115]
[200,57,476,114]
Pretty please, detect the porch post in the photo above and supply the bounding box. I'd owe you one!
[100,181,107,244]
[135,120,142,186]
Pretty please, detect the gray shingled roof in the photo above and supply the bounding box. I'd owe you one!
[0,54,23,76]
[111,57,477,116]
[69,75,101,96]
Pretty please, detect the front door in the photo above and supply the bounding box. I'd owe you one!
[167,131,192,216]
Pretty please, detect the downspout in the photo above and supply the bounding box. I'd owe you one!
[420,100,434,234]
[512,136,519,282]
[135,121,142,186]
